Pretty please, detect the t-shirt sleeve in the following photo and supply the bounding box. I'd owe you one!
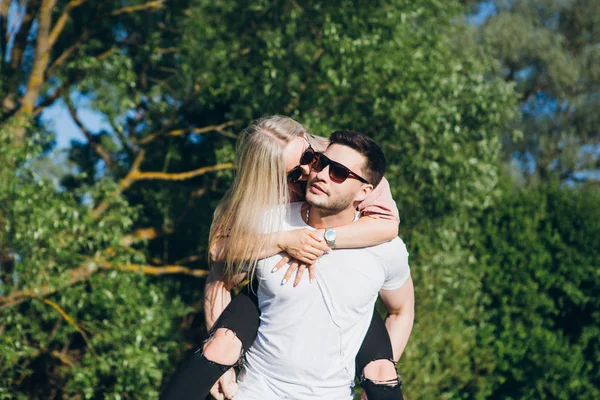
[381,239,411,290]
[358,177,400,221]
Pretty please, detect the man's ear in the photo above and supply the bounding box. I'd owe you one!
[354,183,374,203]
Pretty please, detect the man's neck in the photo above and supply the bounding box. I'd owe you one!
[305,203,357,229]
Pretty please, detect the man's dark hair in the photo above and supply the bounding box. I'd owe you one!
[328,130,386,187]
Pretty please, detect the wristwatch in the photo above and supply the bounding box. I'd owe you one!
[324,228,337,249]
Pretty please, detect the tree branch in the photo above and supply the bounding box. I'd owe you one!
[1,0,37,113]
[49,349,77,366]
[14,0,55,137]
[32,76,76,116]
[47,4,117,78]
[37,297,95,354]
[109,0,165,17]
[0,259,208,310]
[127,163,233,183]
[109,263,209,278]
[140,120,242,145]
[46,29,90,76]
[64,96,114,167]
[120,226,172,247]
[34,46,112,115]
[90,149,146,218]
[0,260,99,311]
[8,0,40,71]
[93,113,236,217]
[48,0,87,47]
[0,0,10,65]
[168,120,241,140]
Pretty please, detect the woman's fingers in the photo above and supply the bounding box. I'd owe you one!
[308,263,316,284]
[307,231,331,252]
[271,255,290,273]
[284,229,330,261]
[210,382,225,400]
[296,252,318,264]
[281,261,299,285]
[221,369,238,399]
[305,234,330,253]
[293,265,306,287]
[295,243,329,263]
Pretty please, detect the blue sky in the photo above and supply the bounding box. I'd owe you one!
[42,98,112,149]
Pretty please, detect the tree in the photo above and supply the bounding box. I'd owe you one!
[0,0,517,397]
[473,182,600,399]
[463,0,600,184]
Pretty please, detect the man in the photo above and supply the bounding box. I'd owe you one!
[231,130,414,399]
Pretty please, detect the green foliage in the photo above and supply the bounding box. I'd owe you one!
[0,127,188,398]
[466,0,600,182]
[180,0,517,224]
[473,183,600,399]
[3,0,565,399]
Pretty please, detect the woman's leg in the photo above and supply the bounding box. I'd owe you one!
[160,284,260,400]
[355,309,403,400]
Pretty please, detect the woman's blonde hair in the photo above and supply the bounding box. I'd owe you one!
[209,115,309,283]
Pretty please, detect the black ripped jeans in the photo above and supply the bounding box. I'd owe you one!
[161,283,403,400]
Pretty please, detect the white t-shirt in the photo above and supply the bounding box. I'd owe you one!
[234,202,411,400]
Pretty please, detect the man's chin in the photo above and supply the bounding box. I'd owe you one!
[305,192,325,207]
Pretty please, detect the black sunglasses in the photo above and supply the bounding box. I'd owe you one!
[287,145,316,183]
[312,153,369,184]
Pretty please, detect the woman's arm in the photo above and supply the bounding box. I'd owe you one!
[336,176,400,247]
[313,215,399,249]
[274,213,398,287]
[307,174,400,249]
[204,262,247,330]
[358,177,400,221]
[210,230,330,265]
[274,182,400,285]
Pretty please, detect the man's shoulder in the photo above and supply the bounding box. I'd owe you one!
[329,237,407,263]
[365,237,409,261]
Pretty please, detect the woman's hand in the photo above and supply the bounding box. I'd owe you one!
[272,255,316,287]
[209,368,237,399]
[273,229,330,286]
[278,229,330,264]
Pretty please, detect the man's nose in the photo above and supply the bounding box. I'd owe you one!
[315,165,330,182]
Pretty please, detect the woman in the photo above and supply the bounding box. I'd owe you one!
[161,116,402,400]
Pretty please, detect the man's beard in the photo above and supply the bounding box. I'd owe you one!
[307,190,355,214]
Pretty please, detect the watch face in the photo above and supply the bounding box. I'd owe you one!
[324,230,336,241]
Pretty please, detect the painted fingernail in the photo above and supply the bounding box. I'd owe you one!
[271,267,278,273]
[310,278,314,284]
[281,279,287,285]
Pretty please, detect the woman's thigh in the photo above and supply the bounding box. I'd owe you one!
[355,309,394,375]
[210,281,260,351]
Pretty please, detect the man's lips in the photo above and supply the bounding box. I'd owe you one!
[309,182,327,195]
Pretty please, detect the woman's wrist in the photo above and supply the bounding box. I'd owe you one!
[276,230,291,252]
